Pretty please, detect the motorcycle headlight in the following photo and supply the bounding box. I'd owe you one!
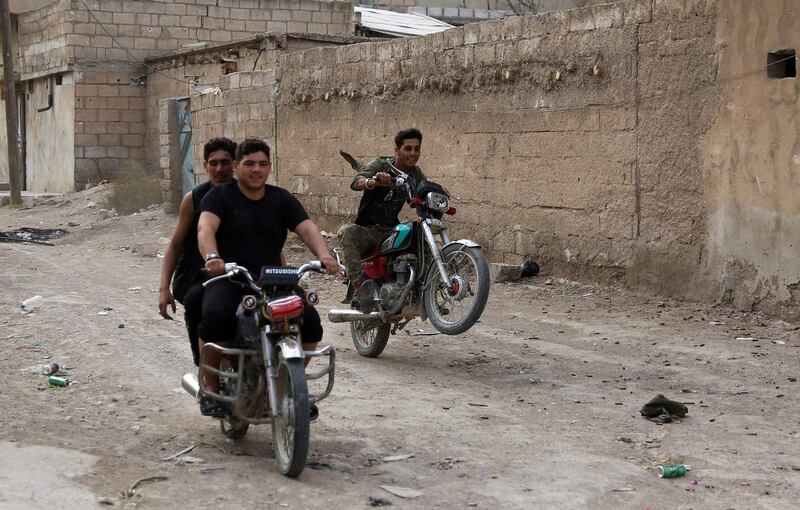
[425,192,449,212]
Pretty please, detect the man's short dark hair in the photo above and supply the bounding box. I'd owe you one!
[236,138,271,161]
[395,128,422,149]
[203,137,237,161]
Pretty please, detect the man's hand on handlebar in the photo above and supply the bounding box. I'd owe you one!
[205,258,226,277]
[319,254,340,276]
[373,172,392,187]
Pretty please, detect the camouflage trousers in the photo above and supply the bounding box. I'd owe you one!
[337,223,394,288]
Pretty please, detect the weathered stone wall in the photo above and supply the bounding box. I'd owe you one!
[276,0,800,317]
[278,0,653,283]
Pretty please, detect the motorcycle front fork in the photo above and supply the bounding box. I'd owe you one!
[261,333,280,418]
[421,222,453,292]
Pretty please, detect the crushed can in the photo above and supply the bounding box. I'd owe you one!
[657,464,689,478]
[42,363,59,375]
[48,376,69,387]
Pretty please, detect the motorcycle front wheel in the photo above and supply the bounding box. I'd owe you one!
[351,319,390,358]
[271,354,310,477]
[423,245,490,335]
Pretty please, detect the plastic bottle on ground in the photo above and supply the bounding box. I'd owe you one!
[21,295,44,313]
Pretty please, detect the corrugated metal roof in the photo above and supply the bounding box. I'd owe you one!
[355,7,454,38]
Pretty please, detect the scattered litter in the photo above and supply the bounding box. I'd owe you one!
[175,455,204,464]
[520,259,540,278]
[382,453,415,463]
[158,237,170,244]
[467,402,488,407]
[86,201,96,209]
[379,486,423,499]
[411,329,439,336]
[657,464,690,478]
[118,324,125,329]
[199,466,225,475]
[771,340,786,345]
[307,461,333,470]
[20,295,44,313]
[98,311,109,316]
[639,394,688,423]
[120,476,168,498]
[161,443,199,461]
[611,487,636,492]
[127,287,142,292]
[97,496,117,505]
[42,363,59,375]
[709,321,725,325]
[48,376,69,387]
[1,227,66,245]
[689,479,698,485]
[736,337,755,341]
[369,496,393,506]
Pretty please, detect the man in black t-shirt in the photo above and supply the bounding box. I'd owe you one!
[337,128,427,302]
[196,138,339,417]
[158,137,236,366]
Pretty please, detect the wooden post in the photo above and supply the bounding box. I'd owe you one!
[1,0,22,205]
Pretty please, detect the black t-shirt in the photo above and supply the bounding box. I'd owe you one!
[199,181,310,275]
[172,180,213,302]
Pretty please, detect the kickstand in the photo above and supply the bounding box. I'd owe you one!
[391,319,410,335]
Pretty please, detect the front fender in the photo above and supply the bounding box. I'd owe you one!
[277,338,305,359]
[443,239,481,251]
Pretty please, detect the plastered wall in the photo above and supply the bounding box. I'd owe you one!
[701,0,800,316]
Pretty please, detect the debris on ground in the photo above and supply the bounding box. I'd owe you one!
[0,227,67,245]
[639,394,688,423]
[382,453,415,462]
[369,496,393,506]
[379,486,423,499]
[520,260,540,278]
[120,475,168,498]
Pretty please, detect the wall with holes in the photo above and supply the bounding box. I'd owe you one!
[274,0,800,318]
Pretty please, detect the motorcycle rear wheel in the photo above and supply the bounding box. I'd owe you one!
[351,320,390,358]
[271,354,310,477]
[423,245,490,335]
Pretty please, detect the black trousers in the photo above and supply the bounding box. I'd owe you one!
[199,280,322,344]
[183,282,204,366]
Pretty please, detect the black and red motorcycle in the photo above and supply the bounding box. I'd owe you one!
[328,164,491,357]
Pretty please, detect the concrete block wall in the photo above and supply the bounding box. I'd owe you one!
[189,69,279,181]
[65,0,354,60]
[73,68,148,188]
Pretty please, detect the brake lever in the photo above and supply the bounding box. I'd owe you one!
[202,269,236,288]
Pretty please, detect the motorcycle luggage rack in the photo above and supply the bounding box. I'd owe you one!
[198,342,336,421]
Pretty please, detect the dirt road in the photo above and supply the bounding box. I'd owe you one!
[2,186,799,509]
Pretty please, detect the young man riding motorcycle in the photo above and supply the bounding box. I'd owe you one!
[196,138,339,417]
[158,138,237,366]
[337,128,428,305]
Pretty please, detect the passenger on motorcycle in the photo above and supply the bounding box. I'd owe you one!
[337,128,427,305]
[196,138,339,417]
[158,137,237,366]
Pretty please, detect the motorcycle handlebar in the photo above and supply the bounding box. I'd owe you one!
[202,261,325,289]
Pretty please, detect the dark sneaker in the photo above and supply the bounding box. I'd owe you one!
[199,395,225,418]
[309,404,319,422]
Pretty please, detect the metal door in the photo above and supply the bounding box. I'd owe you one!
[176,98,193,194]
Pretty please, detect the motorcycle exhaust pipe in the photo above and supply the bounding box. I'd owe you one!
[328,309,383,323]
[182,372,200,399]
[328,267,416,323]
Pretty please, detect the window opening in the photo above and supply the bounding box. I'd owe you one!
[767,49,796,79]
